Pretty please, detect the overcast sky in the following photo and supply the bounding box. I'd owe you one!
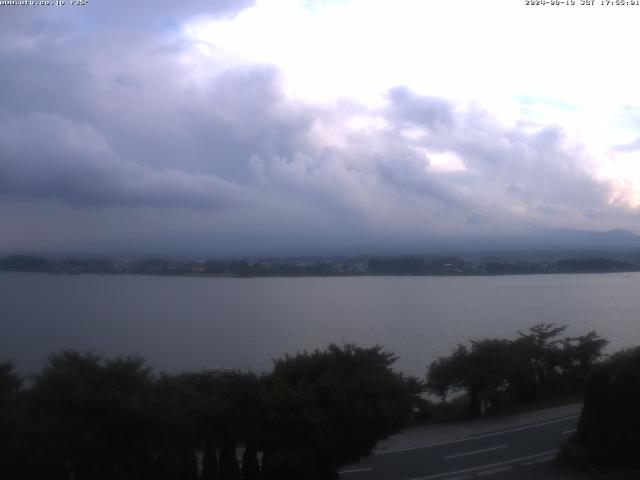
[2,0,640,256]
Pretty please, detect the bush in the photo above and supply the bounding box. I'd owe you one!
[426,324,608,414]
[574,346,640,467]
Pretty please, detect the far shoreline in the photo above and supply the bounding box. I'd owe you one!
[1,269,639,279]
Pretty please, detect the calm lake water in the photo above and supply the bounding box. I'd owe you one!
[2,271,640,377]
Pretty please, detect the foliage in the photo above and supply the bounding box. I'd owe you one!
[426,324,608,414]
[0,255,50,272]
[261,344,414,479]
[573,346,640,467]
[26,351,155,480]
[147,369,267,480]
[1,344,415,479]
[0,361,21,402]
[0,363,23,478]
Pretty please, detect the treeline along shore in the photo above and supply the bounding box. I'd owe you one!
[2,324,640,478]
[3,253,640,277]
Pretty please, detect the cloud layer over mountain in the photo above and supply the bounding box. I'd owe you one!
[1,0,639,256]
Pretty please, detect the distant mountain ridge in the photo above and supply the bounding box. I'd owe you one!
[395,228,640,259]
[2,229,640,260]
[532,228,640,250]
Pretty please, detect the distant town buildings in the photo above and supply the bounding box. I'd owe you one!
[2,253,640,277]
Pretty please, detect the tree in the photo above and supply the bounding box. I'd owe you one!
[241,444,260,480]
[261,344,414,479]
[427,324,608,413]
[0,362,24,479]
[150,369,268,480]
[558,331,609,392]
[2,345,414,479]
[27,351,155,480]
[427,340,513,414]
[0,254,50,272]
[148,373,202,480]
[0,362,21,400]
[502,323,567,402]
[572,346,640,467]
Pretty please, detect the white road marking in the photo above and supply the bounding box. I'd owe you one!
[406,449,559,480]
[444,444,508,460]
[338,467,373,474]
[375,415,579,455]
[477,465,513,476]
[562,429,576,435]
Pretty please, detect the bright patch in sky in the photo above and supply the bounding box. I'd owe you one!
[424,150,467,174]
[187,0,640,210]
[187,1,640,102]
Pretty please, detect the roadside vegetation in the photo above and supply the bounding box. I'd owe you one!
[426,324,640,474]
[561,346,640,469]
[0,345,418,480]
[2,324,637,478]
[425,323,608,416]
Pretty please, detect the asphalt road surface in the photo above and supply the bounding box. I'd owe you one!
[339,412,579,480]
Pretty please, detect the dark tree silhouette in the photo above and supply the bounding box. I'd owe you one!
[219,434,241,480]
[241,444,260,480]
[427,339,513,414]
[202,437,219,480]
[0,362,23,479]
[427,324,608,413]
[27,352,155,480]
[0,254,50,272]
[0,343,423,479]
[261,344,414,479]
[572,346,640,467]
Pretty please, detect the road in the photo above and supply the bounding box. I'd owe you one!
[339,409,580,480]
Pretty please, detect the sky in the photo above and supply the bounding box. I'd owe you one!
[2,0,640,257]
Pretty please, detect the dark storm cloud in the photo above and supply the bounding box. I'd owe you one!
[452,121,610,210]
[0,10,312,185]
[180,66,315,181]
[88,0,256,24]
[0,51,95,120]
[467,213,488,226]
[387,87,454,130]
[110,74,143,91]
[374,154,465,209]
[0,0,255,28]
[0,113,248,209]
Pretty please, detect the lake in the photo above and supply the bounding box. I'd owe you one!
[2,271,640,377]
